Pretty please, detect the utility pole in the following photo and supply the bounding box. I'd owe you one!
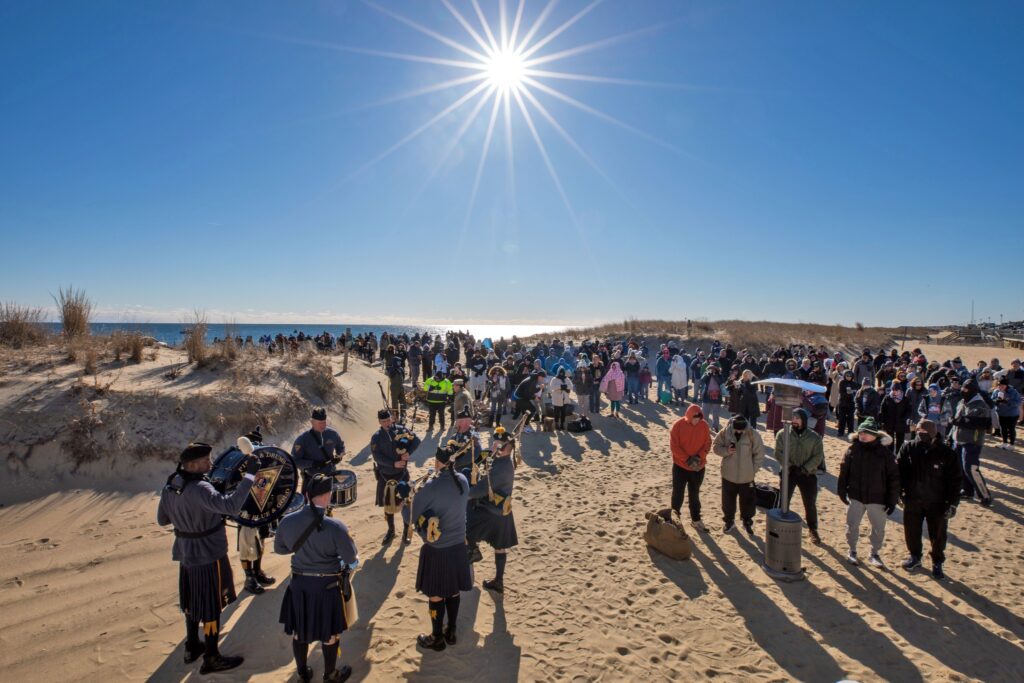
[971,299,975,326]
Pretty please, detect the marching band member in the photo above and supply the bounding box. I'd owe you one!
[275,473,359,683]
[405,443,471,651]
[466,427,519,593]
[370,408,422,545]
[292,406,346,479]
[157,442,257,674]
[451,406,483,473]
[237,428,276,595]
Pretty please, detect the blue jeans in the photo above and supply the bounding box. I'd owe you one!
[702,402,723,431]
[958,442,991,500]
[589,390,601,413]
[626,376,640,404]
[657,376,671,397]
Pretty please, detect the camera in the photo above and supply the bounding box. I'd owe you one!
[560,383,568,391]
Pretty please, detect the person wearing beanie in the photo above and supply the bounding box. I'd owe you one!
[465,428,519,594]
[371,408,422,545]
[836,370,859,437]
[404,443,472,652]
[156,442,258,674]
[548,368,575,429]
[837,419,899,567]
[777,408,825,543]
[699,363,726,431]
[950,378,994,506]
[292,406,347,479]
[656,348,673,401]
[275,474,360,683]
[992,376,1022,449]
[712,415,765,534]
[918,384,953,439]
[880,384,914,454]
[897,420,961,580]
[669,405,713,533]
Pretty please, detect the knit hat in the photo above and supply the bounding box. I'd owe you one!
[856,417,883,436]
[732,415,748,431]
[311,406,327,420]
[377,408,392,420]
[916,419,938,437]
[179,442,212,463]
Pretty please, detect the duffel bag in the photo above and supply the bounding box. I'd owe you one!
[754,483,779,510]
[644,508,692,561]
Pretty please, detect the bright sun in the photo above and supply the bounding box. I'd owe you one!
[484,49,526,92]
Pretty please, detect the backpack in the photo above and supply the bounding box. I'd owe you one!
[567,416,592,433]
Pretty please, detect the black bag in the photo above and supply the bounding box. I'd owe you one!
[566,416,592,433]
[754,483,779,510]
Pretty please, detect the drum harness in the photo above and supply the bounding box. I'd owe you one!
[165,469,228,538]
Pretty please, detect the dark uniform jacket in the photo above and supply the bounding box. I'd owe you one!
[157,473,254,567]
[468,456,514,516]
[274,505,358,574]
[452,429,483,472]
[292,428,345,476]
[370,424,421,480]
[897,438,961,513]
[838,440,900,507]
[409,471,469,549]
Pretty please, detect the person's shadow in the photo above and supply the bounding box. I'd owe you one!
[689,536,847,681]
[344,543,408,681]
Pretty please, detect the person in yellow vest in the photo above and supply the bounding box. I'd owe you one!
[423,371,453,432]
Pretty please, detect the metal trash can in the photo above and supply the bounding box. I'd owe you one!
[763,508,805,581]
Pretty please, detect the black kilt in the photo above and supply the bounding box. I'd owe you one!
[466,507,518,550]
[374,471,409,507]
[416,544,472,597]
[279,574,347,643]
[178,556,236,623]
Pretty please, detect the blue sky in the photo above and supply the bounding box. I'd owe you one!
[2,1,1021,327]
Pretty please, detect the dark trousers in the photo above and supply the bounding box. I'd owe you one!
[513,397,534,420]
[589,390,600,413]
[903,507,948,564]
[427,403,445,430]
[721,479,756,525]
[892,431,906,454]
[836,405,855,436]
[786,470,819,531]
[553,405,567,429]
[998,415,1017,444]
[671,465,705,521]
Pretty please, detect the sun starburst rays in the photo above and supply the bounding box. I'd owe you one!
[337,0,685,233]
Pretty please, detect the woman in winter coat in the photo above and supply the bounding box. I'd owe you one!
[485,366,509,428]
[905,377,928,419]
[918,383,953,438]
[574,361,595,416]
[622,352,643,405]
[880,385,914,453]
[735,370,762,429]
[600,360,626,418]
[589,356,605,415]
[670,355,690,405]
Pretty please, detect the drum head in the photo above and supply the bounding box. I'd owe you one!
[232,446,300,527]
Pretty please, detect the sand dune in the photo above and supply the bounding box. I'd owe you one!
[1,360,1022,682]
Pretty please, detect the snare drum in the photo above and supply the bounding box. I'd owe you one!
[330,469,358,508]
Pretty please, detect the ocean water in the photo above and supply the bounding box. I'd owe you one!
[40,322,569,347]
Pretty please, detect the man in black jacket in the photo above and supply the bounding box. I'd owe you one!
[897,420,961,579]
[837,418,900,567]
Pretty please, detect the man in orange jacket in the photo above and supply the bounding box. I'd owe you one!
[670,404,712,533]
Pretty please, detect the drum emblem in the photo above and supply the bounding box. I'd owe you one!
[251,466,283,512]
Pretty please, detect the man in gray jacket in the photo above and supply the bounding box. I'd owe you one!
[712,415,765,535]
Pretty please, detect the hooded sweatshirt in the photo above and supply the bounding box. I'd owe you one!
[670,404,712,471]
[670,355,690,390]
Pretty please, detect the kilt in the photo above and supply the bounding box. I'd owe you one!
[279,574,347,643]
[178,556,236,623]
[466,507,518,550]
[415,544,472,597]
[375,471,409,507]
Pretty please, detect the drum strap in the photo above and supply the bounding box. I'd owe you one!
[173,521,225,539]
[289,512,322,554]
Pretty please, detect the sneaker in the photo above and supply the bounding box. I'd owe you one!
[846,551,859,566]
[742,521,755,535]
[980,497,993,508]
[808,529,822,544]
[723,521,735,533]
[932,563,945,580]
[868,553,885,568]
[901,555,921,570]
[693,520,708,533]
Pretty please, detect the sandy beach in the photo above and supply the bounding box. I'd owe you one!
[2,350,1022,682]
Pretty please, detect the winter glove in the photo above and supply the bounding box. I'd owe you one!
[944,506,957,520]
[685,456,701,470]
[885,505,896,516]
[239,454,261,475]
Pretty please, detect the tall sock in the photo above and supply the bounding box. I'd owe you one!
[429,601,445,637]
[292,640,309,671]
[203,620,220,659]
[495,553,507,581]
[322,639,339,674]
[386,513,395,532]
[185,618,200,649]
[444,595,461,631]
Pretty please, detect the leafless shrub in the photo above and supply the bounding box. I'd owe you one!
[0,302,47,348]
[128,333,145,363]
[184,311,208,365]
[53,286,93,339]
[62,400,105,466]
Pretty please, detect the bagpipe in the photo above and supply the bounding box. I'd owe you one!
[208,428,301,528]
[396,437,478,543]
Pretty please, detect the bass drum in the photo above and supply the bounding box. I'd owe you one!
[210,445,299,527]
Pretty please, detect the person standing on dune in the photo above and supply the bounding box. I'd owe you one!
[670,404,712,533]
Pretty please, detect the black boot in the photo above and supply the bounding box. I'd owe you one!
[184,619,203,663]
[243,565,264,595]
[482,578,504,593]
[416,633,446,651]
[199,621,243,674]
[324,666,353,683]
[467,543,483,564]
[253,558,275,586]
[402,525,412,545]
